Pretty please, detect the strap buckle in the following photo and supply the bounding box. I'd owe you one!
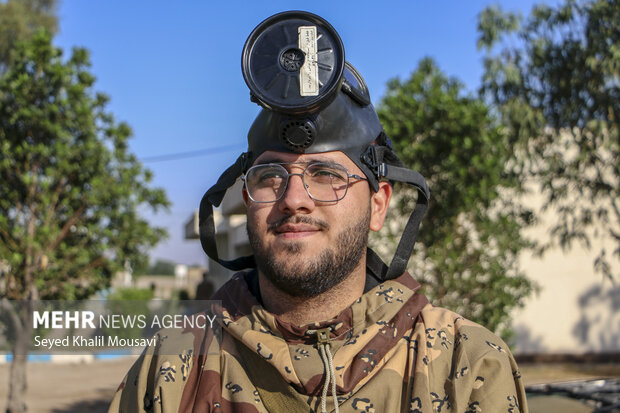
[361,146,386,178]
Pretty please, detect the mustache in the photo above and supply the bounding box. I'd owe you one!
[268,215,330,232]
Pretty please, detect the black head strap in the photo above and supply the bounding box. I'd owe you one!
[199,152,255,271]
[361,144,430,280]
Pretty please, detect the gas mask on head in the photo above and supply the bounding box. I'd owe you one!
[199,11,430,281]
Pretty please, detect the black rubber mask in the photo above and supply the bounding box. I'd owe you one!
[199,11,430,281]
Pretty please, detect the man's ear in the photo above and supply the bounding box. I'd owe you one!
[242,186,250,207]
[369,181,392,232]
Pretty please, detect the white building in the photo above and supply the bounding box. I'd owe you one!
[185,179,251,292]
[510,191,619,359]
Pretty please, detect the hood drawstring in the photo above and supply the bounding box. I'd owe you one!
[307,327,340,413]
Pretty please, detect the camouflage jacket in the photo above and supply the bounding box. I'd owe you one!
[108,271,528,412]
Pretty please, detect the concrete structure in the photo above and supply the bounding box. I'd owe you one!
[185,179,251,292]
[111,266,204,299]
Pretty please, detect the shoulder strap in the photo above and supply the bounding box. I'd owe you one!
[236,341,311,412]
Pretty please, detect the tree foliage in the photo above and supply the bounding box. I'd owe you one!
[0,32,169,412]
[0,31,169,302]
[371,58,534,335]
[478,0,619,280]
[0,0,58,71]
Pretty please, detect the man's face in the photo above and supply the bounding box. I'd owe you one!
[243,150,390,298]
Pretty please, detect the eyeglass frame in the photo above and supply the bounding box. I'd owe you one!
[241,161,368,203]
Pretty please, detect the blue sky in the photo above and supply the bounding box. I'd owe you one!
[54,1,550,266]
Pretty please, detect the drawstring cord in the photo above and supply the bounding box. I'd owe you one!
[318,342,330,411]
[325,342,338,413]
[308,327,339,413]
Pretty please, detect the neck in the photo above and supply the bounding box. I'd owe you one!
[257,257,367,326]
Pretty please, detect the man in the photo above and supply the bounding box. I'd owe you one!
[109,11,528,413]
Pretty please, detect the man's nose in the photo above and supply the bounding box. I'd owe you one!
[277,173,315,214]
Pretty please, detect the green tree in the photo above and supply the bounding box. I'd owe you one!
[147,258,176,276]
[478,0,619,280]
[0,32,169,413]
[0,0,58,71]
[371,58,534,336]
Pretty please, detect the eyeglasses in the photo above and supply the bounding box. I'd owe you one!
[242,162,367,203]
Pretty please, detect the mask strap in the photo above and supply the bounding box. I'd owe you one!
[362,145,431,280]
[199,152,256,271]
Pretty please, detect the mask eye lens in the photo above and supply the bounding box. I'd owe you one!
[342,62,370,106]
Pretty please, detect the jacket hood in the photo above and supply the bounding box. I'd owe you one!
[212,271,429,396]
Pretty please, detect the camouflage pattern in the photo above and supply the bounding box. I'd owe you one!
[108,272,528,412]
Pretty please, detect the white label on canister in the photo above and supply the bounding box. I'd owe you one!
[298,26,319,96]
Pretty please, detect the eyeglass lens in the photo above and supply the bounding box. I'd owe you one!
[245,163,350,202]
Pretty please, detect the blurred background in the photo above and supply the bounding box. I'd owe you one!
[0,0,618,412]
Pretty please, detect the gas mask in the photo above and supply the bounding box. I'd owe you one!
[199,11,430,281]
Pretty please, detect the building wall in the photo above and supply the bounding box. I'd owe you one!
[207,211,250,292]
[511,201,619,355]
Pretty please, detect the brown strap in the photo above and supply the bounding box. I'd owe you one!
[236,341,311,412]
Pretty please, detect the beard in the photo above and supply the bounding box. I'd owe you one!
[247,207,370,298]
